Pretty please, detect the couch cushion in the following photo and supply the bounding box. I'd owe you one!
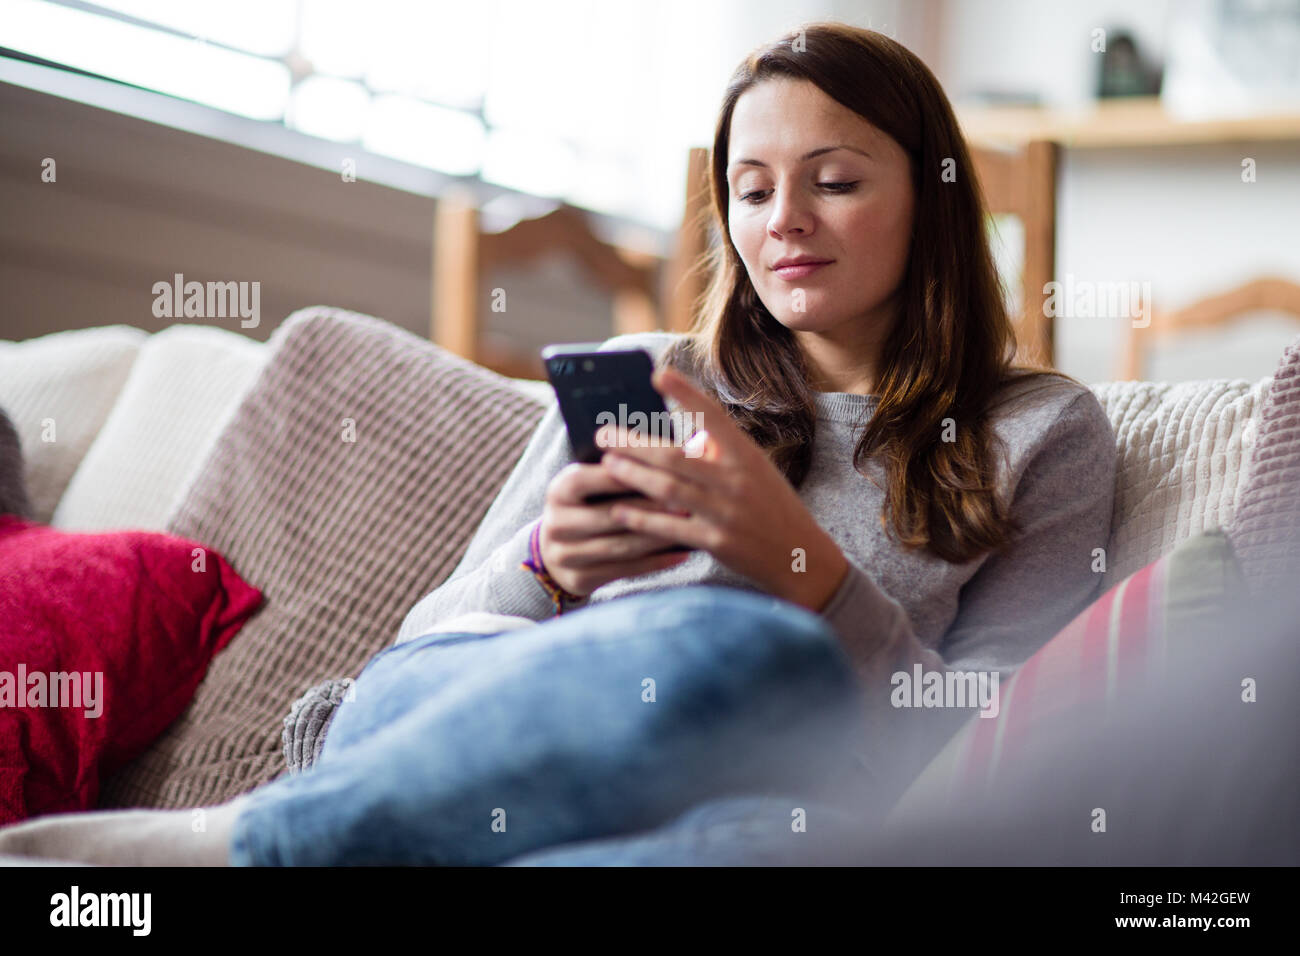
[885,527,1246,829]
[53,325,268,532]
[0,405,30,519]
[1228,333,1300,593]
[0,515,262,823]
[0,326,146,524]
[98,306,546,809]
[508,378,554,406]
[1092,377,1268,580]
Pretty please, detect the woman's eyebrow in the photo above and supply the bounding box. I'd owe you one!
[729,144,872,170]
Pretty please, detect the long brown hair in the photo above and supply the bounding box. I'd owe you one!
[662,22,1077,564]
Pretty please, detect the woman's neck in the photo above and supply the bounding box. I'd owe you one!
[790,308,896,396]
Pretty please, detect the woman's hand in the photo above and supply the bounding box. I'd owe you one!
[594,365,850,613]
[535,455,694,599]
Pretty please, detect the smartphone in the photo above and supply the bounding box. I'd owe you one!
[541,343,694,553]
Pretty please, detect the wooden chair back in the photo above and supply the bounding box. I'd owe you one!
[431,191,661,379]
[1118,276,1300,380]
[968,140,1059,368]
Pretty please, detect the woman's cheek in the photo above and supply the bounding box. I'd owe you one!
[732,227,766,281]
[850,209,906,271]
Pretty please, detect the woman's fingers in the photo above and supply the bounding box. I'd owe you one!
[548,463,689,540]
[539,461,694,595]
[564,546,691,591]
[551,525,686,568]
[598,449,714,518]
[549,461,640,507]
[650,366,748,462]
[549,499,634,539]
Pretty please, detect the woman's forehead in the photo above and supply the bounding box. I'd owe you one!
[729,79,885,164]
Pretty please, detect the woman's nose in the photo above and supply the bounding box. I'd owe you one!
[767,191,814,238]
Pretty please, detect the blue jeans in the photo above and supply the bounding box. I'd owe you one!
[503,793,876,866]
[227,585,870,865]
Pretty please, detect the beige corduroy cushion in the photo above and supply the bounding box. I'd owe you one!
[0,326,146,523]
[99,306,545,809]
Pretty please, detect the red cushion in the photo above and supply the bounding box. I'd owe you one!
[0,515,262,822]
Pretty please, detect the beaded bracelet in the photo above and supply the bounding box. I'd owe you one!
[519,519,584,615]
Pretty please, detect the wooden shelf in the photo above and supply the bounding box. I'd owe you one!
[957,96,1300,148]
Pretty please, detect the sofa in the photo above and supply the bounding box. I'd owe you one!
[1,305,1294,863]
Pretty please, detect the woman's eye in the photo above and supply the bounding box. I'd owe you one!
[737,182,859,204]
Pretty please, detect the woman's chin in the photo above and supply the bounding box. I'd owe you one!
[769,311,843,334]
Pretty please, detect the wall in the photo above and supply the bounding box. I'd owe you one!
[5,1,1298,384]
[1058,140,1300,384]
[0,72,431,343]
[935,0,1300,383]
[0,61,620,374]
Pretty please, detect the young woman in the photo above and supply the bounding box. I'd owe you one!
[0,22,1115,866]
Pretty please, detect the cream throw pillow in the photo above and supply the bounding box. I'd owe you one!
[1092,377,1270,580]
[53,325,268,532]
[0,325,146,523]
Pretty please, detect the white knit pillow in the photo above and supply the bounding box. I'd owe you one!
[52,325,268,532]
[0,325,147,524]
[1092,377,1271,580]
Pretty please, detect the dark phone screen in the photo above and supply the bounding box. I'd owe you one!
[543,346,694,553]
[544,348,675,464]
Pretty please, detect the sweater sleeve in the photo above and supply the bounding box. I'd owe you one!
[818,389,1118,806]
[394,332,676,644]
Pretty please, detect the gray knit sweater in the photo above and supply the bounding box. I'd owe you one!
[290,330,1117,799]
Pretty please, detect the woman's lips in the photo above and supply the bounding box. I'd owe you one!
[773,261,833,280]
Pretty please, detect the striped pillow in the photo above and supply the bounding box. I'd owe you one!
[886,528,1245,826]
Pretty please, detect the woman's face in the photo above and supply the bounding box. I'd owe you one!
[725,77,915,342]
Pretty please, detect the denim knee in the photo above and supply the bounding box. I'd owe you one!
[614,585,861,719]
[618,584,837,642]
[628,585,846,667]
